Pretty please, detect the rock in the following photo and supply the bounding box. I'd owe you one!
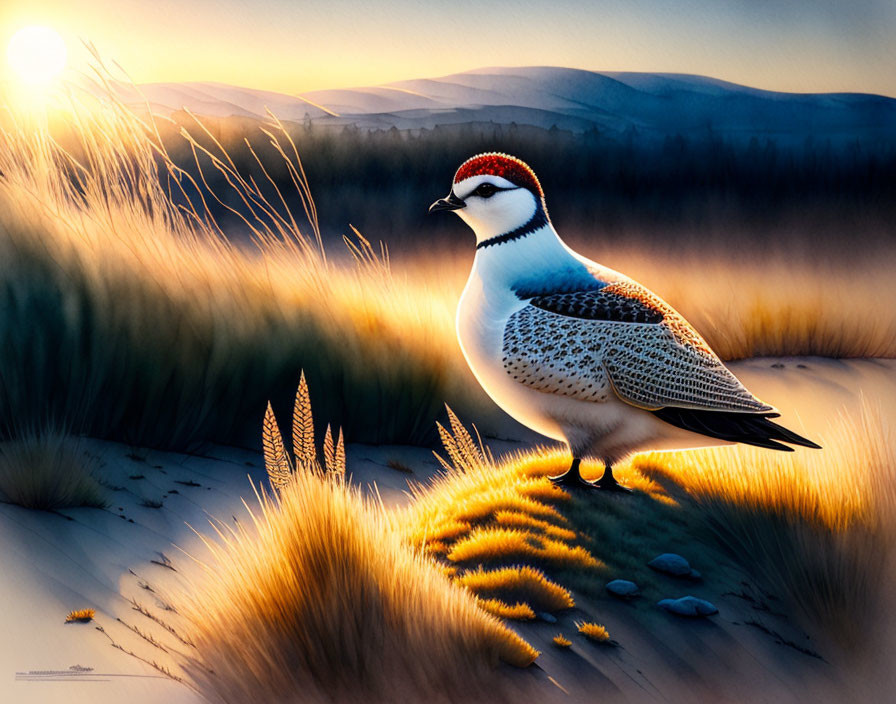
[658,596,718,617]
[688,569,702,581]
[537,612,558,623]
[606,579,640,598]
[648,553,692,577]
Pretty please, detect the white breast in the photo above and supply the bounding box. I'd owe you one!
[456,256,570,442]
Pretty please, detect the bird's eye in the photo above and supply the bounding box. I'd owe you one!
[474,183,498,198]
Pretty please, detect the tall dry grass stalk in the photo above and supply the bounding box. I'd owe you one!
[263,373,346,489]
[636,404,896,649]
[0,79,462,449]
[171,469,536,704]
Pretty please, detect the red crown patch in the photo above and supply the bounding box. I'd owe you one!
[453,153,543,198]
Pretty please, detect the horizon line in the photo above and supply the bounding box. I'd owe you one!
[126,65,896,102]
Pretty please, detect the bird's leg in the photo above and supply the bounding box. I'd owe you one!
[593,463,632,492]
[550,458,597,490]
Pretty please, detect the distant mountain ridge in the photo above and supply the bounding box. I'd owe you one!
[113,66,896,147]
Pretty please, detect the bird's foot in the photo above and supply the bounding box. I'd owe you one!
[592,473,633,493]
[550,471,599,491]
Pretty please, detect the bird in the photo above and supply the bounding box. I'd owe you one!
[429,153,820,491]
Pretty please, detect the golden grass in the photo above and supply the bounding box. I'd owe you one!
[451,488,568,525]
[493,511,578,542]
[448,527,601,570]
[604,247,896,361]
[552,634,572,648]
[65,608,95,623]
[0,82,467,449]
[577,622,610,643]
[457,566,574,612]
[400,417,607,619]
[405,402,896,664]
[477,598,536,621]
[405,434,574,555]
[406,406,896,661]
[637,404,896,648]
[0,430,106,510]
[636,406,891,532]
[423,519,473,543]
[139,386,540,702]
[515,480,572,504]
[424,540,450,556]
[171,469,537,703]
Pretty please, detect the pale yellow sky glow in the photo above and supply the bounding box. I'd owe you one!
[2,0,894,97]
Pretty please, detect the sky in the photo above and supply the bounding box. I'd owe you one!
[1,0,895,96]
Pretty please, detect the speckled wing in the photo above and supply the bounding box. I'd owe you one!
[502,280,773,413]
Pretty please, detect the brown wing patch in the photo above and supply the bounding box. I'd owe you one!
[602,281,714,356]
[529,287,664,323]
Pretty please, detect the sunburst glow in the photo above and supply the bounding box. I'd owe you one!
[6,26,68,86]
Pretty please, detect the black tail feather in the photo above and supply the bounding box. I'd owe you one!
[652,407,822,452]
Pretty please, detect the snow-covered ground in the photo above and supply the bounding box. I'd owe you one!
[2,358,893,703]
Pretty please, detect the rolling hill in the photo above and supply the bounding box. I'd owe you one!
[111,66,896,147]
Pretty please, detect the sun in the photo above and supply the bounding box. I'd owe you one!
[7,26,68,86]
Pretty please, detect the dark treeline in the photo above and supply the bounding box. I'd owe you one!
[148,113,896,250]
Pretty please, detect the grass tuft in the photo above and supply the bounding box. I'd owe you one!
[65,608,96,623]
[172,470,537,702]
[0,430,105,510]
[448,527,601,570]
[452,488,567,525]
[552,634,572,648]
[263,376,346,489]
[493,510,578,542]
[476,598,536,621]
[163,387,537,703]
[577,622,610,643]
[457,566,575,612]
[402,415,602,621]
[423,519,473,544]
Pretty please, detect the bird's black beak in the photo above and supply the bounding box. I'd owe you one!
[428,191,466,213]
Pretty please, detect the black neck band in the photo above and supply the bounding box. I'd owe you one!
[476,208,549,250]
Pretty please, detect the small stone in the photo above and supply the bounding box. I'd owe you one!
[688,569,702,581]
[658,596,718,617]
[537,612,558,623]
[606,579,640,598]
[648,553,692,577]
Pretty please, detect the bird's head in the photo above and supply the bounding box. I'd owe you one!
[429,153,549,246]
